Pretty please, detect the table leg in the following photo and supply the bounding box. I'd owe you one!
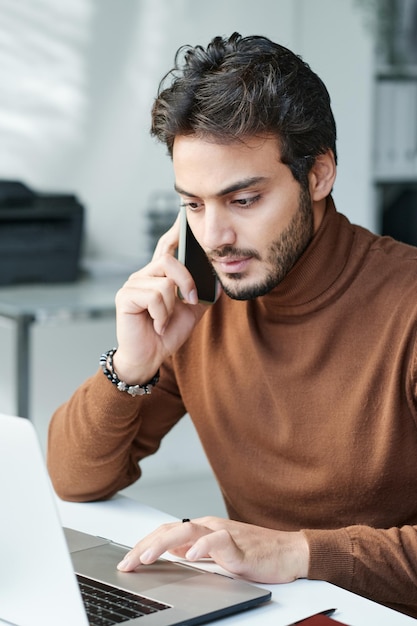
[15,315,33,419]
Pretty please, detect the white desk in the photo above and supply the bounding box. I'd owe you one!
[56,495,417,626]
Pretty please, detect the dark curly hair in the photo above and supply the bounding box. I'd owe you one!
[151,32,337,188]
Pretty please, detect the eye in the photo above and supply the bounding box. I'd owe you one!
[181,201,204,212]
[232,194,261,208]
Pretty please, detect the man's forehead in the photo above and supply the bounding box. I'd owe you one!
[172,135,290,199]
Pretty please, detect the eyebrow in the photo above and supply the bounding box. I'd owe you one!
[174,176,268,198]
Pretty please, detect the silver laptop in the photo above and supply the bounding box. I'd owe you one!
[0,414,271,626]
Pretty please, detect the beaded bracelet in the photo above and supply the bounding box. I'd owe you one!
[100,348,160,396]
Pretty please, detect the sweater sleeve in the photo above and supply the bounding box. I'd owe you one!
[303,521,417,616]
[47,363,186,502]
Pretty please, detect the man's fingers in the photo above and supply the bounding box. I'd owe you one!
[185,529,241,565]
[117,521,212,571]
[116,254,199,339]
[118,277,173,314]
[128,253,198,306]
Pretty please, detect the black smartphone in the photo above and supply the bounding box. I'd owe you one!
[178,206,218,304]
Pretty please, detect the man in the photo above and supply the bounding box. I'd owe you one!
[47,33,417,617]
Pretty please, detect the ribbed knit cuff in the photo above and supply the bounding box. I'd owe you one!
[302,527,355,589]
[93,367,148,410]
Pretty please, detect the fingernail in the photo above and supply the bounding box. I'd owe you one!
[140,548,154,564]
[117,556,131,571]
[185,547,198,561]
[188,289,198,305]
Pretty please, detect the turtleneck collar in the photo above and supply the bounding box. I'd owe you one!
[255,196,369,316]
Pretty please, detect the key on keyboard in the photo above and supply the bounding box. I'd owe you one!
[77,574,171,625]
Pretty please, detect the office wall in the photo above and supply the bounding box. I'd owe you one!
[0,0,375,264]
[0,0,375,507]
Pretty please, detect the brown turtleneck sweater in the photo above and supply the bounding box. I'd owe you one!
[48,197,417,617]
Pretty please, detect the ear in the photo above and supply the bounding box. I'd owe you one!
[308,150,336,201]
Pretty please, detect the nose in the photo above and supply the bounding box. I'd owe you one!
[198,206,236,252]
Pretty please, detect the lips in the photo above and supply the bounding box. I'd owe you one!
[213,256,252,274]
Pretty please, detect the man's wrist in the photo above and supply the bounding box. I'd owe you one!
[110,350,154,384]
[100,348,159,396]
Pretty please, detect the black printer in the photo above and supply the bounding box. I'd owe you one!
[0,180,84,285]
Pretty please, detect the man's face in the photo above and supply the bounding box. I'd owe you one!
[173,135,315,300]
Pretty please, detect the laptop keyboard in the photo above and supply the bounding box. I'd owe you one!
[77,574,171,625]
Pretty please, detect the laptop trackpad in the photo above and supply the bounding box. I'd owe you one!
[71,542,200,594]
